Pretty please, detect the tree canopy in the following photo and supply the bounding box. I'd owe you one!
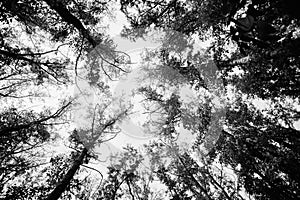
[1,0,300,199]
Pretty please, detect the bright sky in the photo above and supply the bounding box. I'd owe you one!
[72,5,241,173]
[68,8,216,180]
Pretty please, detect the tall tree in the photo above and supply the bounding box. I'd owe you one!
[120,2,300,198]
[3,152,91,200]
[45,104,129,200]
[120,0,300,100]
[144,140,244,200]
[217,102,300,199]
[0,101,71,196]
[0,0,123,98]
[45,148,88,200]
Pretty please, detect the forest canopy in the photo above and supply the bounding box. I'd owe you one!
[1,0,300,199]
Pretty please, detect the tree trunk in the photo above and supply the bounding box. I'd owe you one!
[43,0,98,47]
[45,148,88,200]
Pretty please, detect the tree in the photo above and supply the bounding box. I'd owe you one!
[120,1,300,199]
[217,102,300,199]
[120,0,244,39]
[45,148,88,200]
[219,35,300,100]
[144,140,244,200]
[0,0,123,98]
[2,0,300,199]
[0,101,71,196]
[214,1,300,100]
[1,0,106,48]
[3,152,91,200]
[120,0,300,101]
[45,102,129,200]
[95,146,143,199]
[92,145,167,200]
[0,0,129,197]
[0,0,128,199]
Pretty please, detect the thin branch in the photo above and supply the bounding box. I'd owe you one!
[126,179,135,200]
[82,164,104,199]
[0,101,72,135]
[75,36,85,76]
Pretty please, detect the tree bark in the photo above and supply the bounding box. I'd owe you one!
[43,0,98,47]
[45,147,88,200]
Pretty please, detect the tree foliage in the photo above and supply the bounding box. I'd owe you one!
[120,0,300,199]
[0,103,70,196]
[1,0,300,199]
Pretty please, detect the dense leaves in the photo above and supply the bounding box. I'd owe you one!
[1,0,300,199]
[3,152,91,200]
[120,0,300,199]
[219,103,300,199]
[0,108,57,194]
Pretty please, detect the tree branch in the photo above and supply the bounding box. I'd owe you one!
[43,0,99,47]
